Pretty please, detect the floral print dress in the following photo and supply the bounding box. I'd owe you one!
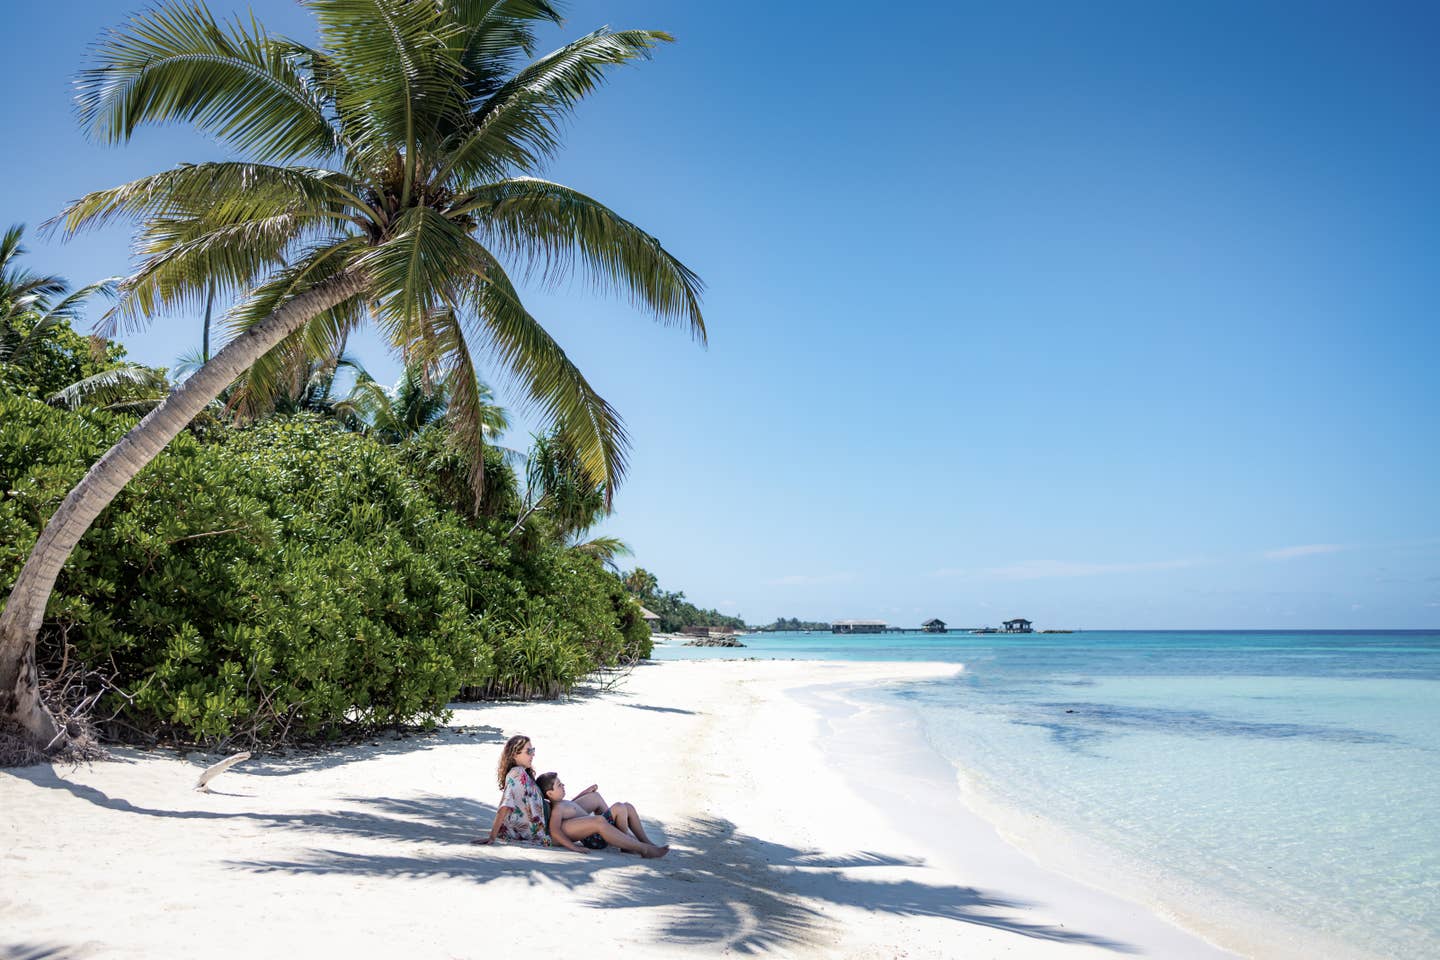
[497,766,550,845]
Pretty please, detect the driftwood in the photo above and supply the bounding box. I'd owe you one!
[194,751,251,792]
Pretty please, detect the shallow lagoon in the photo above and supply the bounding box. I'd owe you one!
[657,630,1440,958]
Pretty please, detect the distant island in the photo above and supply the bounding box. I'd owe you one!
[754,617,832,632]
[745,617,1075,635]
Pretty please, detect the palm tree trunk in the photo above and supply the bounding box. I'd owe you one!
[202,281,215,361]
[0,270,367,754]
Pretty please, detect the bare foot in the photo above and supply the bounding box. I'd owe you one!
[641,844,670,859]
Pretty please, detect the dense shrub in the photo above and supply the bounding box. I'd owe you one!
[617,593,654,661]
[0,312,127,400]
[0,392,645,747]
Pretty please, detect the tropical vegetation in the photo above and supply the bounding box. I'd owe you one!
[2,308,650,756]
[758,618,831,632]
[621,566,745,633]
[0,0,705,755]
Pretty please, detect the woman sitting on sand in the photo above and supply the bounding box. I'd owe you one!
[474,734,668,857]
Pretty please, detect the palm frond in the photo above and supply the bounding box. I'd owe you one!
[54,162,365,336]
[48,363,171,411]
[438,28,672,184]
[455,177,704,341]
[109,217,339,339]
[1,279,117,362]
[460,249,629,500]
[39,278,121,325]
[447,0,564,101]
[171,346,209,381]
[429,313,489,509]
[1,224,69,310]
[568,534,631,569]
[308,0,465,198]
[357,206,476,342]
[223,237,368,418]
[77,2,340,162]
[53,162,367,237]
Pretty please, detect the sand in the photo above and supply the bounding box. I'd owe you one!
[0,659,1240,959]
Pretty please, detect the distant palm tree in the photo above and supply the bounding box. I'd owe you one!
[0,0,704,752]
[0,224,114,366]
[507,429,629,565]
[0,225,67,318]
[622,567,659,600]
[341,362,508,444]
[271,352,370,419]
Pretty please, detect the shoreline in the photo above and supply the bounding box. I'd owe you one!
[787,668,1240,959]
[0,659,1303,957]
[798,666,1392,960]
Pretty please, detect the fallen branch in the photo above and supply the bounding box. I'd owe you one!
[195,751,251,792]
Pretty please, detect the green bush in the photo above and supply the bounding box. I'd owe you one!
[0,394,643,747]
[618,596,653,661]
[0,312,128,400]
[462,614,588,700]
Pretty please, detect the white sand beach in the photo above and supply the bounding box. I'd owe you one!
[1,660,1240,959]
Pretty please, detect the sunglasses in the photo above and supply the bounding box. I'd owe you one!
[520,746,536,755]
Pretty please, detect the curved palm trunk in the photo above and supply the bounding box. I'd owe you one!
[0,270,367,754]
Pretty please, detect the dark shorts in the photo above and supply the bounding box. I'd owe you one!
[581,809,615,850]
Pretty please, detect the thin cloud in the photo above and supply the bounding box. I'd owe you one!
[1263,544,1344,561]
[767,573,856,586]
[934,558,1199,581]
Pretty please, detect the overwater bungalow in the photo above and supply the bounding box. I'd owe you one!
[1002,618,1034,633]
[922,618,947,633]
[832,620,886,634]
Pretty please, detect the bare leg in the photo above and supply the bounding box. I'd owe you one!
[610,802,655,846]
[575,792,609,816]
[560,815,668,858]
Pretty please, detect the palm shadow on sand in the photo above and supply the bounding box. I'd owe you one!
[9,771,1137,955]
[225,800,1139,954]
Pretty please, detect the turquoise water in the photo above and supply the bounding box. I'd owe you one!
[655,630,1440,958]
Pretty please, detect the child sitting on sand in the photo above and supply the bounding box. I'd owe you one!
[535,771,669,858]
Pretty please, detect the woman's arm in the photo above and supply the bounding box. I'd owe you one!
[471,804,513,844]
[549,809,590,853]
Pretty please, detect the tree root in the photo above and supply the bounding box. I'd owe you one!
[0,631,113,767]
[0,715,103,766]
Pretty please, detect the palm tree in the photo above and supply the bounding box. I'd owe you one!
[0,225,67,319]
[340,361,509,444]
[507,429,606,539]
[622,567,659,600]
[0,0,705,752]
[0,224,114,370]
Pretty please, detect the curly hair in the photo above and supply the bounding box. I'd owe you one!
[496,734,535,790]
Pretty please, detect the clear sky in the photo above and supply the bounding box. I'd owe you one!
[3,1,1437,628]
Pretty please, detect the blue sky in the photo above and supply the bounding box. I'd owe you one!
[3,1,1437,628]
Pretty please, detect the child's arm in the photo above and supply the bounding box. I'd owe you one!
[548,807,590,853]
[575,784,598,799]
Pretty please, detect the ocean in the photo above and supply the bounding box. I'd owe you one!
[654,630,1440,959]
